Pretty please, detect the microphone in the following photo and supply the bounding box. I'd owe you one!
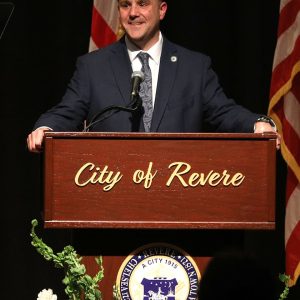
[130,71,144,102]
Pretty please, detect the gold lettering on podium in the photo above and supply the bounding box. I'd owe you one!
[74,161,245,190]
[133,162,157,189]
[74,162,123,191]
[166,162,245,187]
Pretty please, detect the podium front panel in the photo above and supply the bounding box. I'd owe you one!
[43,132,276,229]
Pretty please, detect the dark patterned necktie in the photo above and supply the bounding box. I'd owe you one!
[138,52,153,132]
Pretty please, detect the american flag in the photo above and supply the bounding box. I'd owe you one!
[268,0,300,286]
[89,0,123,51]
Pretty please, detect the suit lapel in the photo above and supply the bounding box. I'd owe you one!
[109,40,133,105]
[151,39,178,132]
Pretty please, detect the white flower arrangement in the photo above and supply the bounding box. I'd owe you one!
[37,288,57,300]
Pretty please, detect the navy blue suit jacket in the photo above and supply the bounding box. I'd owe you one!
[34,37,259,132]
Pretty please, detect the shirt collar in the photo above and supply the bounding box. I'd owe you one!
[126,32,163,66]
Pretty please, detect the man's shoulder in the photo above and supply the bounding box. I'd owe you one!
[77,40,126,62]
[163,38,211,63]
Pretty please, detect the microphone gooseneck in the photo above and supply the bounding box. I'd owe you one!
[83,71,144,132]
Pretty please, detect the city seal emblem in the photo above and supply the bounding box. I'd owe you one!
[116,243,200,300]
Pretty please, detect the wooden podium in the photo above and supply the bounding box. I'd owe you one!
[42,132,277,298]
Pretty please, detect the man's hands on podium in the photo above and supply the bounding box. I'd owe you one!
[254,121,281,150]
[26,122,281,153]
[27,127,52,153]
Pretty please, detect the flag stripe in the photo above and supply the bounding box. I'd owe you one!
[285,172,300,242]
[90,6,117,50]
[269,36,300,101]
[89,38,98,52]
[270,102,300,183]
[93,0,119,34]
[280,0,294,10]
[286,216,300,279]
[284,91,300,140]
[268,0,300,286]
[278,1,300,35]
[89,0,121,52]
[273,17,300,69]
[282,92,300,165]
[286,167,299,204]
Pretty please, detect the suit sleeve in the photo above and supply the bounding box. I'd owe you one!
[201,56,259,133]
[33,56,90,131]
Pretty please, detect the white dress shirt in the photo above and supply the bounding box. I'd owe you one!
[125,32,163,107]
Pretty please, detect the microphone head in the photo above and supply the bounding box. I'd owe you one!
[132,70,145,82]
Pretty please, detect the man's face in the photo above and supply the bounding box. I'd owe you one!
[118,0,167,50]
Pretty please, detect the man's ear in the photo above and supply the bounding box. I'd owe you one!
[160,2,168,20]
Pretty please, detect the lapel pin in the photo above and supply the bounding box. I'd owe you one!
[171,56,177,62]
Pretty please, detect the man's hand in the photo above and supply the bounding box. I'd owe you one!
[254,121,281,150]
[27,127,52,153]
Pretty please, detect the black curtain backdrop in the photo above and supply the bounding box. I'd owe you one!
[1,0,299,299]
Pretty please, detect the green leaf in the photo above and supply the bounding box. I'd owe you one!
[278,273,290,300]
[30,219,104,300]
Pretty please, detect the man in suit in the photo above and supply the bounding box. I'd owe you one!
[27,0,280,152]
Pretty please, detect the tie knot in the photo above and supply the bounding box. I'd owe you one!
[138,52,150,67]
